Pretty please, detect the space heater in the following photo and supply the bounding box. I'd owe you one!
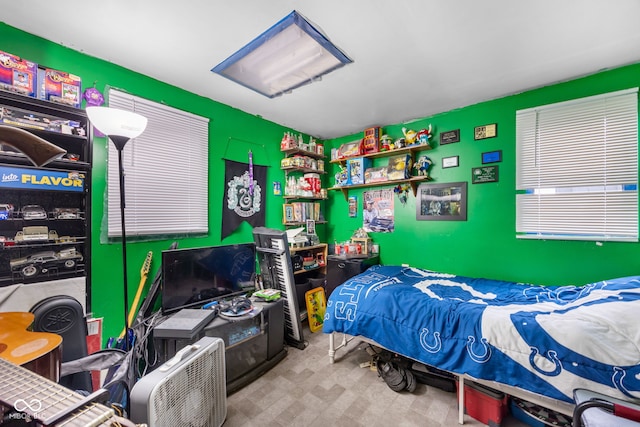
[130,336,227,427]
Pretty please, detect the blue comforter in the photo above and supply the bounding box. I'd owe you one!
[323,265,640,403]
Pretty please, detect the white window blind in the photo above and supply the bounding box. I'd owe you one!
[106,89,209,238]
[516,88,638,242]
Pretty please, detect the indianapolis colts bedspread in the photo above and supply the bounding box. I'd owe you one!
[322,265,640,403]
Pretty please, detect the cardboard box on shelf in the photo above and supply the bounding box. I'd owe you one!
[0,50,38,98]
[346,157,372,185]
[42,68,82,108]
[363,126,381,154]
[386,154,412,180]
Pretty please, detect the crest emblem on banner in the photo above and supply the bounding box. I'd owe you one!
[227,171,262,217]
[222,159,266,239]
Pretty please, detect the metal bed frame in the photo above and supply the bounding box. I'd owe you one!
[328,332,574,425]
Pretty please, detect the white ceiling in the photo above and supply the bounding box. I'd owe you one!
[3,1,640,139]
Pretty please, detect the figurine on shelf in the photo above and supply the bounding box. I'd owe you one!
[392,138,405,149]
[380,134,393,151]
[402,127,418,145]
[334,164,349,187]
[414,155,433,177]
[416,125,433,147]
[352,228,369,239]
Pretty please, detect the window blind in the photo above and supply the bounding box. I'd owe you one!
[106,89,209,237]
[516,88,638,242]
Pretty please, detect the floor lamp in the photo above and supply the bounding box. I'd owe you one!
[86,106,148,351]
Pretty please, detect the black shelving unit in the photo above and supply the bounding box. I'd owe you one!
[0,90,92,310]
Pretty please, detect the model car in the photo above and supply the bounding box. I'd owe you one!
[0,203,14,220]
[21,205,47,220]
[14,226,58,243]
[10,248,83,278]
[54,208,80,219]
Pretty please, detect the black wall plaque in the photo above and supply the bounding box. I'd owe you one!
[440,129,460,145]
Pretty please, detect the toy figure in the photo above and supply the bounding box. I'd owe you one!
[380,135,393,151]
[335,165,348,186]
[416,125,433,147]
[402,127,418,145]
[414,156,433,176]
[392,138,405,149]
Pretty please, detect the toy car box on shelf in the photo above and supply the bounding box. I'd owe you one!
[0,51,38,97]
[386,153,412,180]
[0,104,83,134]
[346,157,372,185]
[42,68,82,108]
[363,126,381,154]
[457,380,508,427]
[364,166,388,183]
[336,140,362,159]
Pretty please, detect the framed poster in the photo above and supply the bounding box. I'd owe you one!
[416,182,467,221]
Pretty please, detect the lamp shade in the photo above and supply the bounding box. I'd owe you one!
[86,107,148,139]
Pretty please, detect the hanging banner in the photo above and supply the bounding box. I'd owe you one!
[222,159,266,239]
[363,188,394,233]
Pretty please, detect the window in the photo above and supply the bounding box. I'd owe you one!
[516,88,638,242]
[105,89,209,238]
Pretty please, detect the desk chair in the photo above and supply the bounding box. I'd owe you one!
[573,388,640,427]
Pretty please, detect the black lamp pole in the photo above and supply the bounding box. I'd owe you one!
[110,134,132,352]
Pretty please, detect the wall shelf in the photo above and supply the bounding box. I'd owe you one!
[281,166,326,174]
[329,144,431,164]
[283,195,327,201]
[281,147,325,160]
[283,220,327,227]
[328,176,432,200]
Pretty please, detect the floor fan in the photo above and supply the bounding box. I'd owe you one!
[130,336,226,427]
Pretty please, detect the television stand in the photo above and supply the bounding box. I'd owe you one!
[154,298,286,394]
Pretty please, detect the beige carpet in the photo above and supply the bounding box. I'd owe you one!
[223,324,533,427]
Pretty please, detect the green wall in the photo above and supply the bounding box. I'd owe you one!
[1,23,309,341]
[3,23,640,343]
[324,64,640,286]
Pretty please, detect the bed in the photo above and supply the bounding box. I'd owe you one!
[323,265,640,422]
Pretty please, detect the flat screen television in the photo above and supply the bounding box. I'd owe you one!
[161,243,256,314]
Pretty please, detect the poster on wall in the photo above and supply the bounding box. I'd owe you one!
[363,189,394,233]
[348,196,357,218]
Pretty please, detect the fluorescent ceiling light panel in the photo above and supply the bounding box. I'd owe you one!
[212,10,352,98]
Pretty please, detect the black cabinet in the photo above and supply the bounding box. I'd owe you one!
[325,255,379,297]
[0,90,91,309]
[154,299,287,395]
